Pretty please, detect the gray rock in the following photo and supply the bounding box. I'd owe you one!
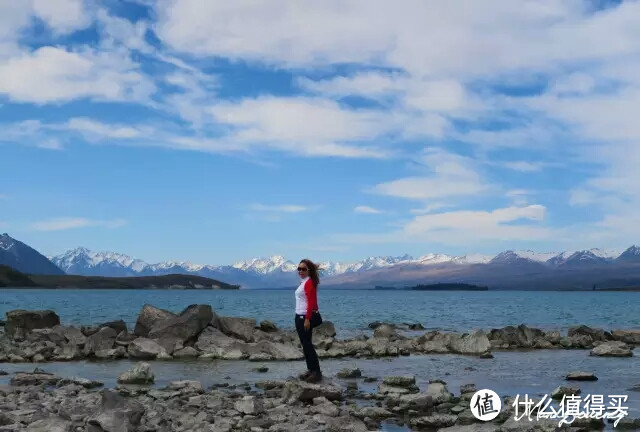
[235,395,263,415]
[282,380,343,403]
[148,304,213,343]
[117,362,154,385]
[460,383,477,394]
[325,415,368,432]
[450,330,491,355]
[173,346,199,359]
[568,325,611,342]
[314,322,336,339]
[11,371,61,386]
[57,376,103,388]
[373,324,398,339]
[551,385,580,400]
[97,320,127,335]
[409,414,457,428]
[487,324,544,348]
[25,416,71,432]
[426,382,453,404]
[590,341,633,357]
[83,327,117,356]
[127,337,166,359]
[87,389,145,432]
[218,316,257,342]
[165,380,204,394]
[337,368,362,379]
[612,329,640,345]
[565,371,597,381]
[5,310,60,340]
[94,346,126,360]
[57,326,86,346]
[355,406,393,419]
[382,375,415,388]
[259,320,278,332]
[377,383,413,395]
[134,304,176,337]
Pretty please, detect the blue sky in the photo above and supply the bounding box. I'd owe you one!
[1,0,639,265]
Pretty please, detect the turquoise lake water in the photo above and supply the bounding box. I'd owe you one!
[1,288,640,430]
[1,288,639,335]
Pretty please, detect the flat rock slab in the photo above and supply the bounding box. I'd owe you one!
[565,371,598,381]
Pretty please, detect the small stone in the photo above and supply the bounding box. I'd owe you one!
[252,366,269,373]
[551,385,580,400]
[566,371,598,381]
[337,368,362,379]
[460,383,476,394]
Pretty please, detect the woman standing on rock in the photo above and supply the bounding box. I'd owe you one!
[295,258,323,383]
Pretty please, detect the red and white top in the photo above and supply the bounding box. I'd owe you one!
[295,276,318,319]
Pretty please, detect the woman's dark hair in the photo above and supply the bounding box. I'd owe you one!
[300,258,321,288]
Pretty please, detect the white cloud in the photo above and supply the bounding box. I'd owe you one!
[0,46,154,104]
[354,206,383,214]
[372,148,490,201]
[249,204,310,213]
[37,139,64,150]
[31,217,127,231]
[208,97,392,158]
[32,0,90,34]
[153,1,640,76]
[65,117,148,139]
[500,161,547,172]
[333,204,551,246]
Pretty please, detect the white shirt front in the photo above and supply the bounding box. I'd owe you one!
[295,276,309,315]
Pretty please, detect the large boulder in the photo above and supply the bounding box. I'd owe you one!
[128,338,167,360]
[612,329,640,345]
[87,389,145,432]
[218,316,256,342]
[590,341,633,357]
[449,330,491,355]
[117,362,154,384]
[374,324,398,339]
[148,304,212,343]
[195,326,237,352]
[97,320,128,335]
[315,321,336,339]
[488,324,544,348]
[83,327,117,356]
[568,325,611,342]
[134,305,176,337]
[5,310,60,340]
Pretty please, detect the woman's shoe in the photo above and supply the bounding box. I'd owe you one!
[305,371,322,383]
[298,370,312,380]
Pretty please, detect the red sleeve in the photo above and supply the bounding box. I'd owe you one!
[304,279,317,320]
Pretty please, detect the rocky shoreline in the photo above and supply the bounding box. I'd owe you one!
[2,304,640,431]
[1,304,638,364]
[2,361,639,431]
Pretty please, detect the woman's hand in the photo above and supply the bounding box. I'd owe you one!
[304,318,310,331]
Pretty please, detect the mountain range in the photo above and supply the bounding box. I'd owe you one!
[1,233,640,290]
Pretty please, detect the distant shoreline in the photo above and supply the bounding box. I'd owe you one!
[0,265,240,290]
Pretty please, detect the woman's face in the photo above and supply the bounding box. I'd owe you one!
[297,263,309,279]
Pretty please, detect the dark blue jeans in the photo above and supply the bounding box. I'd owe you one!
[295,314,321,373]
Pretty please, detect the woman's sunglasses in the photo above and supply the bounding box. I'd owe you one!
[297,267,308,272]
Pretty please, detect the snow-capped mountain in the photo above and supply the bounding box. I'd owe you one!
[45,243,640,289]
[232,255,296,274]
[0,233,64,275]
[50,247,150,277]
[618,246,640,262]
